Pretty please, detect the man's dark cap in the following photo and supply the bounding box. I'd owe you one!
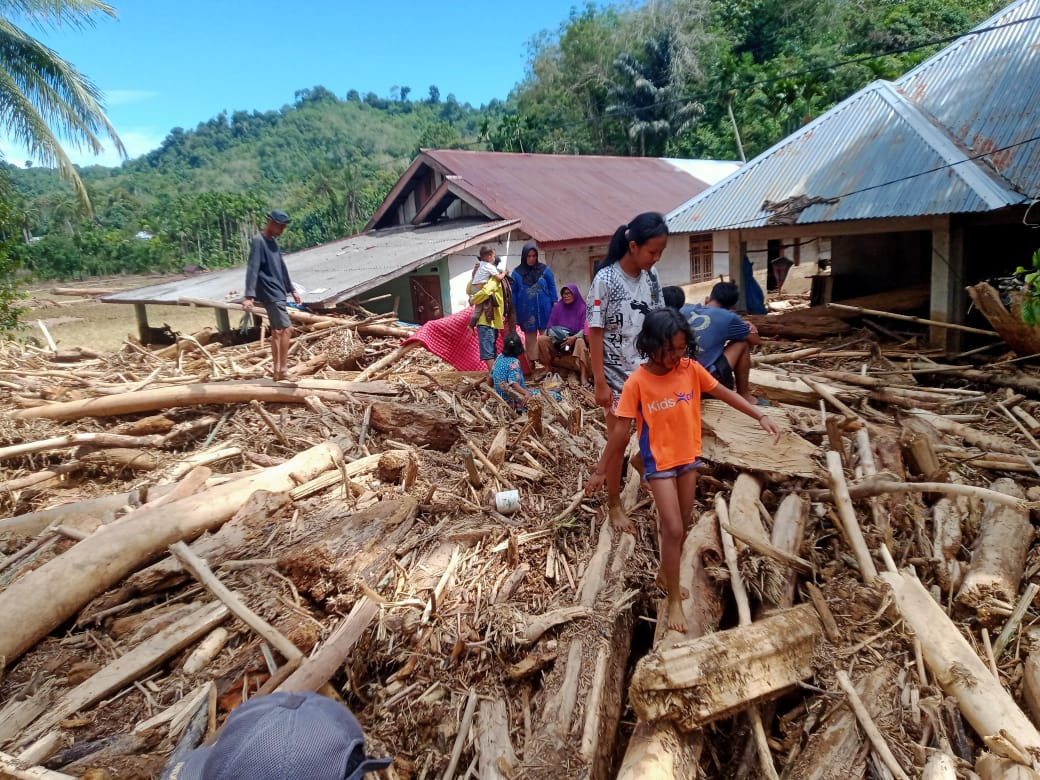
[268,209,291,225]
[166,691,392,779]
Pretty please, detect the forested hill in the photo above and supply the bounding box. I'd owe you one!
[3,88,492,279]
[1,0,999,282]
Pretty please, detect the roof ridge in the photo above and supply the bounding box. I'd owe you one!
[878,82,1019,208]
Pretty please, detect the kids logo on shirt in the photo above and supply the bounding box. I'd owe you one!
[644,391,694,413]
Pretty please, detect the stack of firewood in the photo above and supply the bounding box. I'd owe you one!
[3,314,1040,779]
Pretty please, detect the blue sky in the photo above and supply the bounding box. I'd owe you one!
[2,0,582,168]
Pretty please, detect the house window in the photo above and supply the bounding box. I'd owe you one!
[589,255,605,282]
[689,234,713,283]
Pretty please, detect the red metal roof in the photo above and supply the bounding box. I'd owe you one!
[417,149,713,246]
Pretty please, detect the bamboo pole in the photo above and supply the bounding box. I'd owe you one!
[826,303,999,336]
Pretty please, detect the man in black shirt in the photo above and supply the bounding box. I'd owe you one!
[243,210,299,381]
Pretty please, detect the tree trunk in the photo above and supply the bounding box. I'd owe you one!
[368,401,459,451]
[13,381,397,421]
[612,510,721,780]
[0,441,341,665]
[883,569,1040,764]
[957,479,1030,613]
[783,664,894,779]
[278,496,418,610]
[629,603,822,729]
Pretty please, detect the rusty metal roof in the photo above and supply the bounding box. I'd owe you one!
[103,219,517,307]
[897,0,1040,196]
[668,0,1038,233]
[372,150,739,246]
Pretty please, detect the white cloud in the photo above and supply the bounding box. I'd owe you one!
[103,89,159,106]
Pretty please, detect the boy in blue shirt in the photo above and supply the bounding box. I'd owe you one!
[680,281,760,405]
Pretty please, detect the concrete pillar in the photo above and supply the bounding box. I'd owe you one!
[929,215,966,351]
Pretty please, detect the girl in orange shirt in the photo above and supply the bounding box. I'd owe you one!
[586,309,780,632]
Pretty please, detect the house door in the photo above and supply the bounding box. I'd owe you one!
[410,275,443,324]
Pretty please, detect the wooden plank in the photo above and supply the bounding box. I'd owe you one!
[701,400,821,478]
[23,603,228,742]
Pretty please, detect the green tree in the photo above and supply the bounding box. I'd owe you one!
[0,0,125,209]
[608,30,702,156]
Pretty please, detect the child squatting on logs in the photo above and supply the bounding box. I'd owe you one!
[584,308,781,633]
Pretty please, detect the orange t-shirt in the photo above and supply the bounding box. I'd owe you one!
[614,358,719,473]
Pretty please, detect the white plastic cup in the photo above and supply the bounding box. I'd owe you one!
[495,489,520,515]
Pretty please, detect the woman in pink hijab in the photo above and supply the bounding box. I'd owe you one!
[537,283,591,387]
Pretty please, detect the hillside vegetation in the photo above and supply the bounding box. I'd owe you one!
[0,0,998,293]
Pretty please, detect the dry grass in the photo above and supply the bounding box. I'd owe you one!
[19,274,219,351]
[28,300,218,351]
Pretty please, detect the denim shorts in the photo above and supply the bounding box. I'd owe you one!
[710,354,734,390]
[476,325,498,360]
[645,459,703,480]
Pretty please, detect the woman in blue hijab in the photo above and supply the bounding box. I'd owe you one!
[510,241,557,364]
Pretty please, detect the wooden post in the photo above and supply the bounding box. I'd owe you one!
[460,447,483,488]
[134,303,150,344]
[214,307,231,333]
[528,398,543,437]
[728,232,746,312]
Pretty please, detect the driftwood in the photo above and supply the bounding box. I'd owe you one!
[12,380,398,421]
[87,489,291,609]
[477,698,518,779]
[826,451,879,581]
[967,282,1040,357]
[278,496,419,609]
[616,518,725,778]
[956,478,1031,612]
[0,441,341,665]
[748,369,860,406]
[368,401,459,451]
[19,602,228,744]
[933,495,968,593]
[278,597,380,694]
[525,485,638,779]
[701,400,821,478]
[629,603,822,729]
[0,432,167,462]
[784,664,895,779]
[882,568,1040,767]
[0,485,169,540]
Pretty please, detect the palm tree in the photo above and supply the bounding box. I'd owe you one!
[0,1,125,210]
[608,31,702,157]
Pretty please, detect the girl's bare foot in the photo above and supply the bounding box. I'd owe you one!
[609,504,636,534]
[656,573,689,600]
[667,598,688,633]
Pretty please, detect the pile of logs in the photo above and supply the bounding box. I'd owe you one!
[4,306,1040,779]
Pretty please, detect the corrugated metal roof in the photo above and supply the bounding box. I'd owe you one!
[668,0,1037,232]
[103,219,517,307]
[419,150,738,244]
[896,0,1040,197]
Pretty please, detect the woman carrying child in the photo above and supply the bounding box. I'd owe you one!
[587,309,780,632]
[468,246,507,330]
[587,212,668,534]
